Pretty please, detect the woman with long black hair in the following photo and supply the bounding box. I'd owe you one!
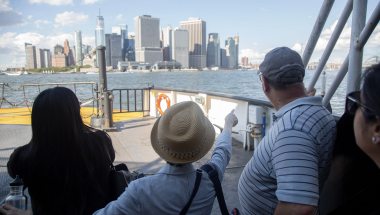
[1,87,115,215]
[345,63,380,168]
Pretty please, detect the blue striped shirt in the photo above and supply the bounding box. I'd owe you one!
[238,96,337,215]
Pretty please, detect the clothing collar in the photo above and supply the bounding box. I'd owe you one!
[157,163,196,175]
[275,96,323,119]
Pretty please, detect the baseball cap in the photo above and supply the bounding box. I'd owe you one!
[257,47,305,84]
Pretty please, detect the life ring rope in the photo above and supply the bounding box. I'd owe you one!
[156,94,171,115]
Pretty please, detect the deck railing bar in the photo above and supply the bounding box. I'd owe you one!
[0,84,4,108]
[306,0,353,93]
[134,90,137,111]
[127,90,129,112]
[120,90,122,113]
[323,1,380,106]
[347,0,368,93]
[302,0,335,67]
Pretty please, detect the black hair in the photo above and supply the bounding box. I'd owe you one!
[264,76,301,91]
[362,63,380,122]
[28,87,112,215]
[167,161,183,167]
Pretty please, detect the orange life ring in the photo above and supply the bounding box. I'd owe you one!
[156,94,171,115]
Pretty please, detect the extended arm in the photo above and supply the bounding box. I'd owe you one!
[274,201,315,215]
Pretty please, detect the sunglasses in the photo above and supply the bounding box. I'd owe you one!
[345,91,376,115]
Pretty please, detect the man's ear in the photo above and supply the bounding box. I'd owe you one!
[373,117,380,145]
[262,76,271,93]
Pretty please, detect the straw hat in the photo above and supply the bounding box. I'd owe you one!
[151,101,215,164]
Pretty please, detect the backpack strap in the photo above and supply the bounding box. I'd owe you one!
[179,169,203,215]
[201,164,229,215]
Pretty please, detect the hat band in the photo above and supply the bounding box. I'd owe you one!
[159,134,207,159]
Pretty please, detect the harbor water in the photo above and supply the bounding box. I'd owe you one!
[1,70,348,115]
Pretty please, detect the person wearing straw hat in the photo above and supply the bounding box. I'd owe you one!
[93,101,238,215]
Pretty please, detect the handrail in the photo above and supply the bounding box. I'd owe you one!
[306,0,353,93]
[151,86,274,108]
[302,0,335,67]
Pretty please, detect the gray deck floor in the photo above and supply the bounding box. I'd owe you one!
[0,117,254,214]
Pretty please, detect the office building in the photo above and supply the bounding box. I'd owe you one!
[44,49,51,68]
[112,24,128,61]
[54,44,64,55]
[82,45,92,54]
[162,26,172,61]
[36,48,46,68]
[83,55,96,68]
[180,18,206,69]
[234,33,239,68]
[52,53,67,67]
[134,15,163,63]
[225,37,236,69]
[75,30,83,66]
[95,13,105,66]
[105,34,122,69]
[64,39,74,66]
[241,56,248,66]
[162,47,170,61]
[127,35,135,51]
[207,33,220,67]
[220,48,227,68]
[172,28,189,68]
[25,43,37,69]
[70,46,76,64]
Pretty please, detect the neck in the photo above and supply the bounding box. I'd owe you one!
[270,84,308,111]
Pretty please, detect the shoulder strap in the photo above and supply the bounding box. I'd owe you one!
[201,164,229,215]
[179,169,203,215]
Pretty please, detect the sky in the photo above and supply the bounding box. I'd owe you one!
[0,0,379,69]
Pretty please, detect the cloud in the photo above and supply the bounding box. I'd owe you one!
[34,20,51,29]
[0,0,25,27]
[128,32,135,36]
[291,20,380,55]
[82,36,95,46]
[28,0,73,5]
[308,16,312,19]
[239,49,267,62]
[254,42,258,45]
[55,11,88,27]
[27,15,32,20]
[82,0,98,4]
[115,14,123,21]
[260,8,267,12]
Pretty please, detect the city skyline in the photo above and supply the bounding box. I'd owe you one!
[0,0,379,69]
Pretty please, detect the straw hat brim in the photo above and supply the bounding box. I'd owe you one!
[150,116,216,164]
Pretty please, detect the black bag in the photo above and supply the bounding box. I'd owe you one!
[108,161,130,201]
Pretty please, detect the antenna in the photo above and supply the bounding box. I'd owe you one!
[99,1,101,16]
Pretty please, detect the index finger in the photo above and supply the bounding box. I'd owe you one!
[230,109,235,114]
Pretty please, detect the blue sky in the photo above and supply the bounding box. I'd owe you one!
[0,0,379,69]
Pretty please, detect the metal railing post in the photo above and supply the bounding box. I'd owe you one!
[306,0,353,93]
[347,0,367,93]
[120,90,122,113]
[98,46,107,95]
[323,1,380,106]
[302,0,335,67]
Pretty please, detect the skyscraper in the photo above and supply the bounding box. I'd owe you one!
[112,24,128,61]
[180,18,206,69]
[64,39,74,66]
[162,25,172,61]
[220,48,227,68]
[44,49,51,68]
[134,15,162,63]
[75,30,83,66]
[105,34,122,69]
[54,44,64,54]
[234,33,239,68]
[36,48,46,68]
[242,56,248,66]
[25,43,37,69]
[207,33,220,67]
[225,37,236,69]
[172,28,189,68]
[126,35,135,61]
[70,46,76,64]
[95,10,105,66]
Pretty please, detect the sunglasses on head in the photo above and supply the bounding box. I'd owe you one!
[345,91,376,115]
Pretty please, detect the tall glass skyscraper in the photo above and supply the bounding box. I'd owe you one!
[180,18,206,69]
[75,30,83,66]
[225,37,236,69]
[95,15,105,66]
[207,33,220,67]
[112,24,128,61]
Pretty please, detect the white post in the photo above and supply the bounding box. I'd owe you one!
[321,71,326,96]
[346,0,367,93]
[306,0,353,93]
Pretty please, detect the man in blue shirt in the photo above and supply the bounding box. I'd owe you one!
[238,47,337,215]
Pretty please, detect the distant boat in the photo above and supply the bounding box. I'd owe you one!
[23,71,29,75]
[6,71,22,76]
[85,72,98,75]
